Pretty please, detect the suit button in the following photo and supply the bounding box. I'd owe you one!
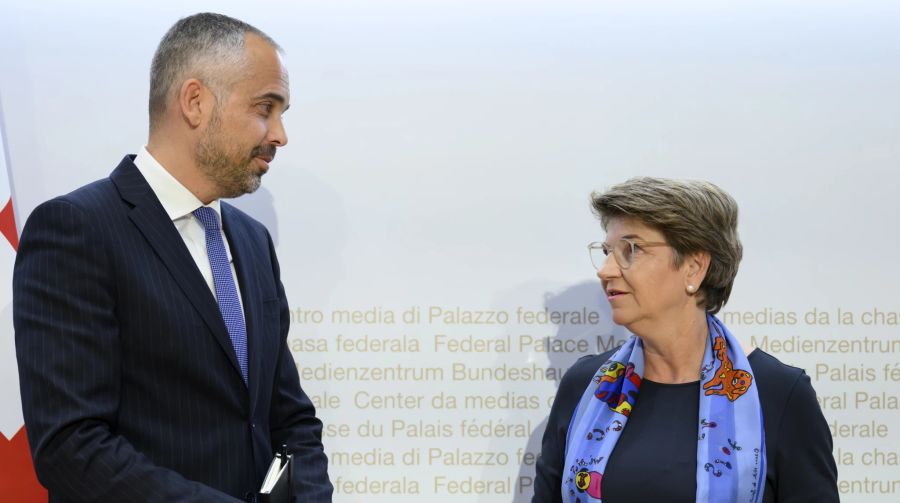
[251,423,256,429]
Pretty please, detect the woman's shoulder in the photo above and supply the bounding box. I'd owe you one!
[561,349,616,386]
[547,350,616,425]
[748,348,806,386]
[747,348,816,415]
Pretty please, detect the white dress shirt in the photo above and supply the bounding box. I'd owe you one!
[133,146,245,311]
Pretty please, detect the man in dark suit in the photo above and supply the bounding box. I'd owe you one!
[13,13,332,502]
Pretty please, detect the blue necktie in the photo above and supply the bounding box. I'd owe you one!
[193,206,249,385]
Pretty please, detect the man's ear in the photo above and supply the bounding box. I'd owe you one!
[178,78,208,128]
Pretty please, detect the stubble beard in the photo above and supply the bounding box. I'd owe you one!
[195,111,264,200]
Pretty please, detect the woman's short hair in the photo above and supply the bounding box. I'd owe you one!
[590,177,742,314]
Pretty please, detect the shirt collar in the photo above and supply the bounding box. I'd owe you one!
[133,146,222,222]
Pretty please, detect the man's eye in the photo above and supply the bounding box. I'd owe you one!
[258,103,273,115]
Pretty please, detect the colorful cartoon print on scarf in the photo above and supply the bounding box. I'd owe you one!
[703,334,752,401]
[562,314,766,503]
[593,361,642,416]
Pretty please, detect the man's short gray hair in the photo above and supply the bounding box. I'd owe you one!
[591,177,743,314]
[149,12,281,132]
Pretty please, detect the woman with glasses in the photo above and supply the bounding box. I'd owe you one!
[532,178,838,503]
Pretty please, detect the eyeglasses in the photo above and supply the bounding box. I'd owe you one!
[588,238,669,270]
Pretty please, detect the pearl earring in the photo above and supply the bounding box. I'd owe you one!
[687,285,695,293]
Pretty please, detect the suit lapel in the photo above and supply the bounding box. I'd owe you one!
[221,203,264,411]
[110,156,244,381]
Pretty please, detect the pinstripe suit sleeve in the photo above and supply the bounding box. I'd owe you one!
[264,229,334,502]
[14,198,245,503]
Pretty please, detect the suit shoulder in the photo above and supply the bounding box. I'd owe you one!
[41,177,119,214]
[24,177,118,226]
[748,349,807,411]
[749,349,805,383]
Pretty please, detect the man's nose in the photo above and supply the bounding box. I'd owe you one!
[269,116,288,147]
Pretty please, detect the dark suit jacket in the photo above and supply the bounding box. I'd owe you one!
[14,156,333,502]
[532,349,839,503]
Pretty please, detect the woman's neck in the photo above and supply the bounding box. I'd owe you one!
[633,308,709,384]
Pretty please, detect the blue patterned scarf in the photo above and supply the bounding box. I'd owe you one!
[562,314,765,502]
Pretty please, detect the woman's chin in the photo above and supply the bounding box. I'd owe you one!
[610,309,634,327]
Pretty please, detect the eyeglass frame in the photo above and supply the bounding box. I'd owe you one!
[588,238,669,270]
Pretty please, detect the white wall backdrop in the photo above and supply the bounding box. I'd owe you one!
[2,1,898,501]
